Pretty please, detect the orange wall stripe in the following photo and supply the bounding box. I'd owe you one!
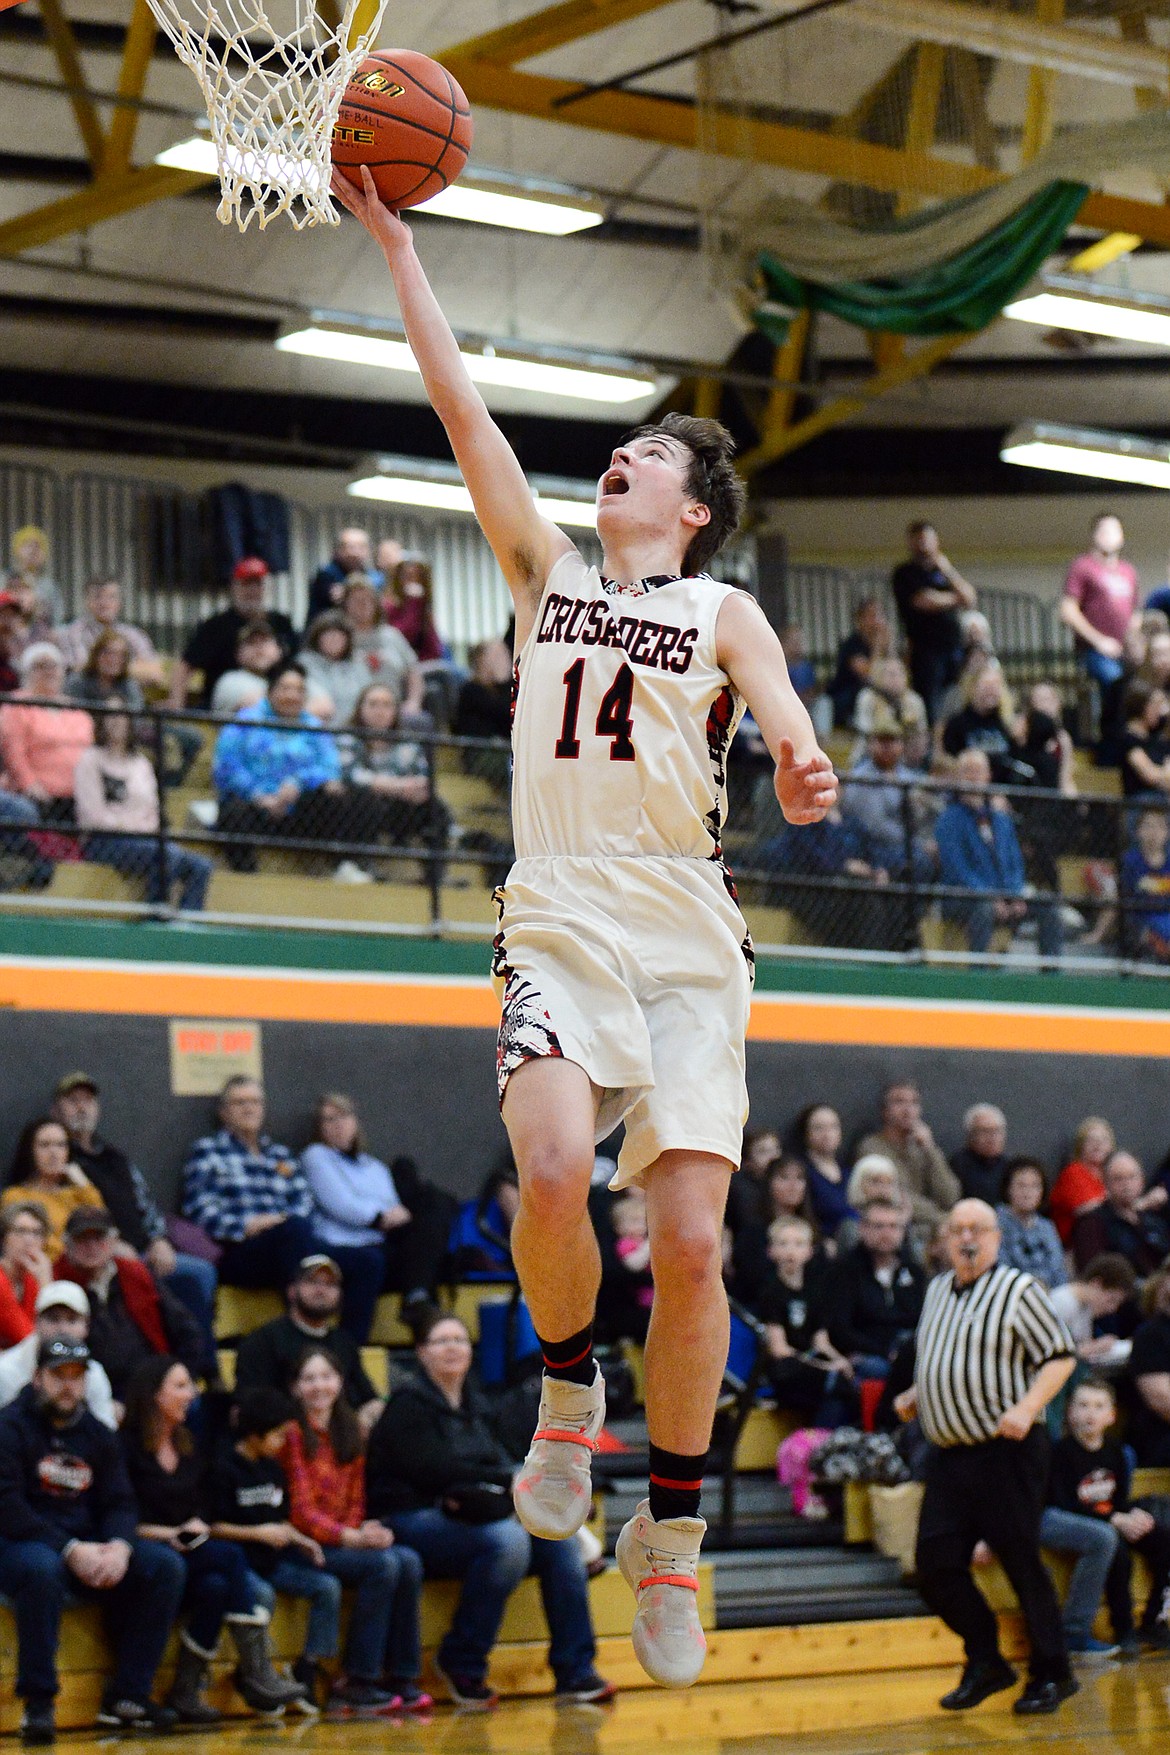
[748,994,1170,1057]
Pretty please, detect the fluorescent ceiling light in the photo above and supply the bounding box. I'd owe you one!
[156,137,217,175]
[415,185,601,235]
[1004,275,1170,349]
[348,473,597,528]
[276,325,655,404]
[1001,421,1170,490]
[154,135,326,195]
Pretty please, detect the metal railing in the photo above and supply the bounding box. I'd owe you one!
[0,697,1165,976]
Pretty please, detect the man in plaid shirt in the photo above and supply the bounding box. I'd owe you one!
[182,1076,319,1300]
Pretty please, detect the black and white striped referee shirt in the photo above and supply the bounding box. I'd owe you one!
[915,1263,1074,1447]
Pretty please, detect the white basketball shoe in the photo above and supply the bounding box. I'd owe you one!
[512,1367,605,1540]
[616,1498,707,1687]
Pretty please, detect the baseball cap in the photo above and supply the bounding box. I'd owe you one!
[868,704,905,739]
[55,1071,99,1098]
[0,590,21,611]
[35,1281,90,1318]
[297,1254,341,1282]
[63,1206,115,1240]
[37,1335,90,1371]
[233,557,269,583]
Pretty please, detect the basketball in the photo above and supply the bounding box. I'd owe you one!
[331,50,473,211]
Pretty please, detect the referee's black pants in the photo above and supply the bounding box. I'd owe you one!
[915,1429,1070,1683]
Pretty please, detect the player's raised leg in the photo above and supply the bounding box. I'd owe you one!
[503,1058,607,1540]
[616,1150,732,1687]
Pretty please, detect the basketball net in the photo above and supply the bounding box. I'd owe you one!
[144,0,390,230]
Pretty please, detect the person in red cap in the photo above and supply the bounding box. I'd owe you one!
[169,558,296,709]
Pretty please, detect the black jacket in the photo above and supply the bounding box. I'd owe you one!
[234,1315,376,1410]
[84,1273,206,1396]
[0,1383,138,1552]
[949,1147,1008,1207]
[365,1367,515,1517]
[70,1136,161,1256]
[826,1243,926,1359]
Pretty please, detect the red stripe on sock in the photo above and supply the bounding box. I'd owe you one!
[649,1472,704,1491]
[543,1341,593,1369]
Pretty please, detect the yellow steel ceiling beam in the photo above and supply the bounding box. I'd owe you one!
[38,0,106,173]
[442,0,677,66]
[102,0,158,176]
[896,40,946,214]
[1020,0,1064,164]
[0,165,209,258]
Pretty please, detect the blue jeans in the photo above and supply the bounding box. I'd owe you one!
[163,1252,218,1362]
[385,1508,596,1689]
[84,833,213,911]
[946,896,1064,959]
[179,1537,259,1652]
[217,1214,320,1294]
[0,1535,185,1704]
[259,1546,422,1683]
[0,789,51,888]
[1039,1506,1120,1640]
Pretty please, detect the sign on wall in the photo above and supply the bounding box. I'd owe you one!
[169,1020,263,1095]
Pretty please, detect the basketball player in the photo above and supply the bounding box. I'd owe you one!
[332,165,838,1688]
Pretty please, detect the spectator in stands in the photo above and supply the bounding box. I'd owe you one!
[341,577,425,717]
[1061,513,1139,738]
[1046,1376,1170,1654]
[6,526,62,626]
[731,1153,817,1301]
[935,749,1064,960]
[855,1080,960,1232]
[54,577,164,689]
[2,1117,101,1255]
[795,1103,855,1239]
[0,1279,116,1425]
[596,1187,655,1344]
[937,610,996,725]
[756,1216,853,1423]
[949,1103,1009,1204]
[51,1071,218,1357]
[0,1335,185,1741]
[207,1387,331,1707]
[446,1164,519,1280]
[1017,683,1076,794]
[1139,626,1170,694]
[301,1092,449,1341]
[724,1127,782,1240]
[1119,681,1170,800]
[890,520,976,723]
[753,800,898,951]
[0,1203,50,1347]
[1121,805,1170,961]
[337,684,449,883]
[283,1345,426,1712]
[55,1205,205,1400]
[840,715,933,879]
[995,1158,1066,1289]
[837,1154,914,1257]
[825,1198,925,1380]
[233,1254,384,1430]
[852,657,928,769]
[1072,1151,1170,1276]
[212,662,351,874]
[939,666,1023,784]
[0,589,29,692]
[121,1356,304,1719]
[0,644,93,825]
[1128,1264,1170,1463]
[307,528,378,621]
[65,630,147,715]
[211,620,284,717]
[779,623,830,739]
[366,1311,612,1708]
[829,597,891,730]
[182,1076,321,1298]
[1050,1254,1136,1371]
[1050,1117,1114,1246]
[298,613,370,727]
[373,537,402,587]
[457,638,513,742]
[171,558,296,709]
[385,555,445,664]
[74,704,214,912]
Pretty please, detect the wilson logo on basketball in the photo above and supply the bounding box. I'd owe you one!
[353,72,405,98]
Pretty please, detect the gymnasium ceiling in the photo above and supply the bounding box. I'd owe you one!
[4,0,1170,491]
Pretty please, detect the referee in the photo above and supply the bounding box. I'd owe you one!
[895,1198,1077,1716]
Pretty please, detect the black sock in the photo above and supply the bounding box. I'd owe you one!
[648,1445,707,1522]
[538,1323,595,1387]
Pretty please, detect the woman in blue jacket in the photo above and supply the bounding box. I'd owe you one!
[212,663,357,874]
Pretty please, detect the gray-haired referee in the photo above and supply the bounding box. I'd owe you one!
[895,1197,1077,1716]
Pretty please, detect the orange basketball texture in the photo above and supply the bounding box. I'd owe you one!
[331,50,473,210]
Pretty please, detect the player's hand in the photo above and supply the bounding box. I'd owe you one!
[330,165,413,258]
[774,739,838,824]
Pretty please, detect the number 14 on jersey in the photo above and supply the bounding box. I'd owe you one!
[555,660,637,762]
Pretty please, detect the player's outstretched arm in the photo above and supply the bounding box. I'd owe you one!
[331,167,574,640]
[716,592,838,825]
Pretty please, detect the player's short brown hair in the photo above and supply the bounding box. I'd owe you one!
[622,412,746,576]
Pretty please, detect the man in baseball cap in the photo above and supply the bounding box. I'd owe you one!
[235,1254,383,1433]
[169,554,295,709]
[0,1278,117,1430]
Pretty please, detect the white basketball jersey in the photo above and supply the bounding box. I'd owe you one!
[510,547,745,862]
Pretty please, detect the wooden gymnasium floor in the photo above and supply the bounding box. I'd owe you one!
[35,1662,1170,1755]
